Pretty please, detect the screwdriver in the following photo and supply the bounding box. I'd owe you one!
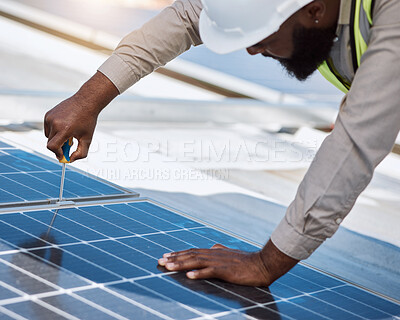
[46,138,73,238]
[58,137,73,202]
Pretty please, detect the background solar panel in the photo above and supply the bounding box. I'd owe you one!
[0,141,14,149]
[0,200,399,319]
[0,144,131,204]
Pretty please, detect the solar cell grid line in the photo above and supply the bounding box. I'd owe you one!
[289,294,361,320]
[119,205,256,253]
[262,300,331,320]
[85,204,201,234]
[106,202,257,252]
[200,278,337,319]
[135,274,249,315]
[0,161,19,174]
[158,274,282,311]
[58,206,159,237]
[0,256,65,292]
[310,289,394,319]
[0,188,25,204]
[125,280,222,318]
[25,298,82,320]
[100,282,200,320]
[0,168,118,203]
[75,287,172,320]
[0,305,25,320]
[125,202,204,229]
[0,175,52,203]
[30,171,110,198]
[4,300,77,320]
[333,286,400,315]
[39,293,131,320]
[15,242,132,285]
[0,255,145,319]
[0,156,55,175]
[0,149,61,172]
[0,217,114,287]
[2,171,92,200]
[0,284,24,307]
[2,169,119,199]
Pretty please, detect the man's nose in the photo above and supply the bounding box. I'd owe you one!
[246,45,264,55]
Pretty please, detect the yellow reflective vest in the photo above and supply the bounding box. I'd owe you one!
[318,0,374,93]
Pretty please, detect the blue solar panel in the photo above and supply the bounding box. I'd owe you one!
[0,141,14,149]
[0,145,131,204]
[0,200,398,319]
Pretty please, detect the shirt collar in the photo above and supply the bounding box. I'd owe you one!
[336,0,352,35]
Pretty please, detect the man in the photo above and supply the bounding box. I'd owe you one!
[44,0,400,286]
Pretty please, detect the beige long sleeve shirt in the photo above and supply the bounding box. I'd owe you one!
[98,0,400,260]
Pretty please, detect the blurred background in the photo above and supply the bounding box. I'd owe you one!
[0,0,399,301]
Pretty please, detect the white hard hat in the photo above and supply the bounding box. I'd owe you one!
[199,0,313,54]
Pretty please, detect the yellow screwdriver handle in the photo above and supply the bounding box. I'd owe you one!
[59,138,73,163]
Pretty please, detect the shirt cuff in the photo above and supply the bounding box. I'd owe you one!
[98,54,138,94]
[271,216,324,260]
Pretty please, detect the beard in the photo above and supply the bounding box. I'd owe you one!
[272,23,337,81]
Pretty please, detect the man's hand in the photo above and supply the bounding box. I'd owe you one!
[44,96,98,162]
[44,72,119,162]
[158,240,299,286]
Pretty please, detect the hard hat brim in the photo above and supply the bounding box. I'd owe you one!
[199,10,279,55]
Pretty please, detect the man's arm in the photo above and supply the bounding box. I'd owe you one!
[98,0,202,94]
[271,0,400,261]
[45,72,118,161]
[45,0,203,160]
[158,0,400,284]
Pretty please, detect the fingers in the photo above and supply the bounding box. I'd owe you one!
[44,97,97,162]
[211,244,228,249]
[162,244,227,258]
[187,267,219,280]
[161,255,210,272]
[158,248,209,268]
[45,108,72,160]
[162,248,214,259]
[158,248,234,272]
[70,137,91,162]
[44,113,50,138]
[47,132,67,160]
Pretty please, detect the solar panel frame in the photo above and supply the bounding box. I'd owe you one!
[0,197,398,320]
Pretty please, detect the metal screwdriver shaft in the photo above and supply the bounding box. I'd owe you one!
[46,138,73,238]
[57,137,73,203]
[59,163,66,202]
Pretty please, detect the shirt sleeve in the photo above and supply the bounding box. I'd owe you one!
[271,0,400,260]
[98,0,203,93]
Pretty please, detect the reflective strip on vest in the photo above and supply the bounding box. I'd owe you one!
[318,61,350,93]
[317,0,373,93]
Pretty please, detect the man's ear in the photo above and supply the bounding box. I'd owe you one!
[303,0,327,26]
